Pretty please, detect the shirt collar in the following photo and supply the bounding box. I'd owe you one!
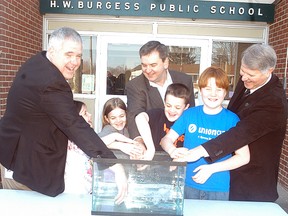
[149,71,172,88]
[149,71,173,102]
[250,73,272,94]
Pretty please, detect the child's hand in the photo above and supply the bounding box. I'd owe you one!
[169,147,189,159]
[169,157,180,171]
[136,148,155,171]
[120,143,143,157]
[182,146,208,162]
[192,165,213,184]
[130,140,146,160]
[142,148,155,161]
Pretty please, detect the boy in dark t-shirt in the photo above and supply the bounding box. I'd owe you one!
[146,108,184,151]
[135,83,190,159]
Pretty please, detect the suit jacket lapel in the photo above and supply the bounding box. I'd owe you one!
[228,75,278,114]
[142,74,164,109]
[170,70,180,83]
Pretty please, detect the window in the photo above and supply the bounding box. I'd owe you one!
[106,43,202,97]
[68,36,97,94]
[106,43,141,95]
[212,41,254,98]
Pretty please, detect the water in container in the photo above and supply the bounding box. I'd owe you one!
[91,151,186,216]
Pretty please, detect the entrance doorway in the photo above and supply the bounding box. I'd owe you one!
[95,35,210,130]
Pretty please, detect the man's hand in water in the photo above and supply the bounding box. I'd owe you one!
[109,163,128,205]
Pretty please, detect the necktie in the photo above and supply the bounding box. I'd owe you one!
[244,89,250,97]
[240,89,250,102]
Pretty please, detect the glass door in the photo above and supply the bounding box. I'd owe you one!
[95,35,210,131]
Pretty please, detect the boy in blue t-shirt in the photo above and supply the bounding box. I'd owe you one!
[135,83,190,161]
[161,66,250,200]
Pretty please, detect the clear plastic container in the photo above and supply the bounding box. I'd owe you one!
[91,151,186,216]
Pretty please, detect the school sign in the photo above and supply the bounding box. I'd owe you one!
[40,0,275,23]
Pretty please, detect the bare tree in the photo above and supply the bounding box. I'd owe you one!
[169,46,198,65]
[212,42,237,67]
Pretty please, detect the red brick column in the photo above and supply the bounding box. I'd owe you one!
[269,0,288,190]
[0,0,42,116]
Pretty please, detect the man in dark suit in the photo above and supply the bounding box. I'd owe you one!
[0,27,127,202]
[170,44,287,202]
[126,41,195,151]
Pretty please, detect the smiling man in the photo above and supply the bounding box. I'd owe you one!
[126,41,195,141]
[0,27,127,202]
[178,44,288,202]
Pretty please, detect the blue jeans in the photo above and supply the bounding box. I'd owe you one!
[184,186,229,201]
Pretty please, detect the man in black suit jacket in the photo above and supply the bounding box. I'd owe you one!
[169,44,287,202]
[126,41,195,151]
[0,27,127,201]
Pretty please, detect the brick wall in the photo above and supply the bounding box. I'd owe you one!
[269,0,288,190]
[0,0,42,116]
